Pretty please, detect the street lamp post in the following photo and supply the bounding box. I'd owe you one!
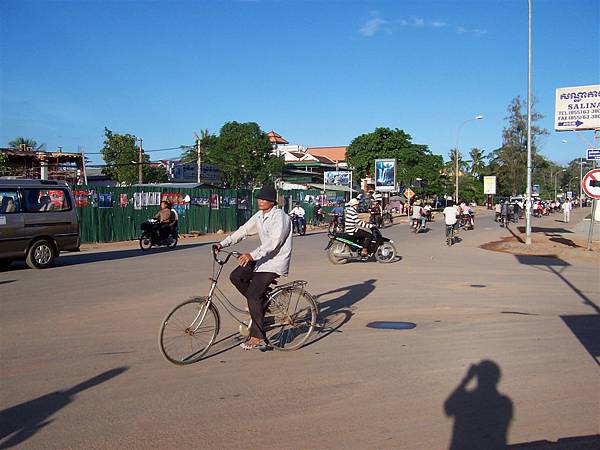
[455,115,484,203]
[552,168,566,200]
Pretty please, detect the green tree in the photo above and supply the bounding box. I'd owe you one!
[347,127,444,195]
[491,96,548,196]
[469,147,485,177]
[213,122,282,187]
[100,128,167,184]
[180,129,219,164]
[0,152,11,176]
[8,137,45,150]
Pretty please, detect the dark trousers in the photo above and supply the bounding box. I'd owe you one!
[230,264,278,340]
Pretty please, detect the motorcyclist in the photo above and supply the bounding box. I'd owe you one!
[411,200,425,230]
[329,201,345,232]
[345,198,374,257]
[500,200,510,225]
[289,201,306,234]
[370,193,383,227]
[313,203,324,226]
[153,201,176,241]
[423,202,433,222]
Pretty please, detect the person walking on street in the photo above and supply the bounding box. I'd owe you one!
[213,185,293,351]
[562,198,572,223]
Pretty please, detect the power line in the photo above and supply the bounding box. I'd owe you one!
[85,145,193,155]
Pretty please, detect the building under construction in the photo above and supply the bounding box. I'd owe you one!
[0,146,86,184]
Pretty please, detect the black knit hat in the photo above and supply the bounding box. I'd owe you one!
[256,184,277,203]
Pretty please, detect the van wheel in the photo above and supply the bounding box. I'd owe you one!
[26,240,56,269]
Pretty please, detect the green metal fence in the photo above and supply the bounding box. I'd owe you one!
[74,185,348,243]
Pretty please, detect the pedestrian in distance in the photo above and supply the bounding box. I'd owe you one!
[562,198,572,223]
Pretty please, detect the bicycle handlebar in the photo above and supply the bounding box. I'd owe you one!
[212,246,240,265]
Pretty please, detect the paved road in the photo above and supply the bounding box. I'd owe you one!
[1,208,598,449]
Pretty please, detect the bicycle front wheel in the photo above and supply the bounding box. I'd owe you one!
[158,297,220,365]
[265,287,318,351]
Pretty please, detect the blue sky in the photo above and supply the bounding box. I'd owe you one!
[1,0,598,166]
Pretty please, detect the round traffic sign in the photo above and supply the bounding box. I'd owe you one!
[582,168,600,199]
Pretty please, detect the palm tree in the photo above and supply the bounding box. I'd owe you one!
[8,137,45,150]
[469,147,485,177]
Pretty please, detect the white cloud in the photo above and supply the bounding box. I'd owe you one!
[431,21,447,28]
[359,17,387,37]
[458,26,488,35]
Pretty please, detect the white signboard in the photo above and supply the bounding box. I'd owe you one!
[483,176,497,195]
[555,84,600,131]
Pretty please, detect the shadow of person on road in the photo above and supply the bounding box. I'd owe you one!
[444,360,513,450]
[0,367,128,449]
[306,279,377,346]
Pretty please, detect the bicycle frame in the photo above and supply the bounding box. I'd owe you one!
[189,250,249,333]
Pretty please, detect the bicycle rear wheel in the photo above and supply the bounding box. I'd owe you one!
[265,287,318,351]
[158,297,220,365]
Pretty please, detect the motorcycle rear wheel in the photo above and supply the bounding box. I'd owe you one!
[166,236,178,249]
[375,242,396,263]
[328,241,349,264]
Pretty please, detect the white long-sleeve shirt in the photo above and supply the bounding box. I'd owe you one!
[219,207,293,276]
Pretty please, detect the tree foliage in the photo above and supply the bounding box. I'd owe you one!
[180,122,283,187]
[101,128,167,184]
[8,137,45,150]
[490,96,549,196]
[346,127,444,195]
[0,152,11,176]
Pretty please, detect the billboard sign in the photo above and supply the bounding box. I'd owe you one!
[483,176,497,195]
[555,84,600,131]
[169,162,221,184]
[375,159,396,192]
[532,184,540,197]
[324,171,351,187]
[587,148,600,161]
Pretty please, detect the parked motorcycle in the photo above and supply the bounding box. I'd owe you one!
[290,213,306,236]
[139,219,178,250]
[325,228,396,264]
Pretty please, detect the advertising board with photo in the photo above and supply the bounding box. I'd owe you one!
[324,171,351,187]
[375,159,396,192]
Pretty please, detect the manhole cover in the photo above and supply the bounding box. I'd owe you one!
[366,321,417,330]
[470,284,487,288]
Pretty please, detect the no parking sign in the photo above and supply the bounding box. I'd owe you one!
[582,169,600,199]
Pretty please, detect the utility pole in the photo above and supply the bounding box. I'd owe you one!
[197,138,202,184]
[525,0,533,245]
[79,146,88,185]
[138,137,143,185]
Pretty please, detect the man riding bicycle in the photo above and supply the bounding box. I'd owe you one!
[213,185,292,351]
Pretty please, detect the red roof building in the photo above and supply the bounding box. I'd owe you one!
[266,131,289,145]
[306,146,347,164]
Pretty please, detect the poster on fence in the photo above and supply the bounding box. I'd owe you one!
[191,196,209,206]
[73,190,89,207]
[98,193,113,208]
[133,192,142,210]
[119,193,128,208]
[210,193,220,210]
